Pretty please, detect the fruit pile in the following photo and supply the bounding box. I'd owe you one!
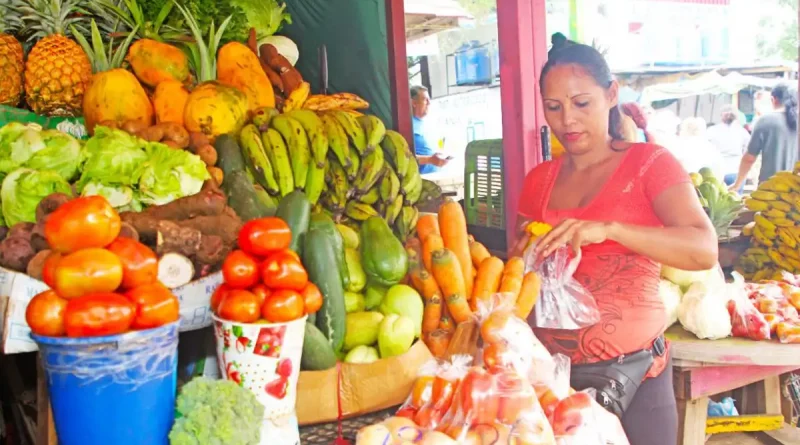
[737,165,800,281]
[689,168,742,239]
[735,274,800,343]
[210,217,322,325]
[25,196,179,337]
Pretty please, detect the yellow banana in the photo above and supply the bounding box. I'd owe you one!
[262,128,295,196]
[239,124,280,195]
[380,167,401,203]
[753,225,775,247]
[778,192,795,203]
[779,244,800,261]
[271,115,310,190]
[304,163,326,205]
[778,228,798,248]
[381,130,412,179]
[357,115,386,155]
[760,178,793,193]
[752,268,775,282]
[773,218,796,228]
[345,201,380,221]
[283,81,311,112]
[773,200,793,212]
[768,248,795,272]
[346,148,361,181]
[755,212,778,232]
[741,221,755,237]
[355,146,385,195]
[765,208,788,219]
[752,190,779,201]
[285,109,329,168]
[330,111,367,155]
[745,197,770,212]
[319,112,352,169]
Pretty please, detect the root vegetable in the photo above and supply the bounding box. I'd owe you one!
[8,223,35,241]
[207,166,224,185]
[30,223,48,252]
[179,207,242,245]
[156,123,189,148]
[27,249,51,280]
[189,132,210,150]
[163,140,181,149]
[99,120,119,129]
[121,119,150,136]
[158,252,195,289]
[137,125,165,142]
[36,193,71,223]
[0,237,36,272]
[123,182,226,224]
[0,226,8,240]
[155,221,229,265]
[195,144,218,166]
[118,222,139,242]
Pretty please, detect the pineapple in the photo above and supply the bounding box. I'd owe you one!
[20,0,92,117]
[0,1,25,107]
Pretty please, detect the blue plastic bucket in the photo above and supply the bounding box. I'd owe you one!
[32,322,179,445]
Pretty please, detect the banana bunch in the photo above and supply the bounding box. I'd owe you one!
[240,105,442,242]
[737,170,800,280]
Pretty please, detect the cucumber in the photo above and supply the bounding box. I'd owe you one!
[215,134,274,221]
[304,228,347,352]
[301,322,337,371]
[276,190,311,256]
[215,134,245,174]
[308,213,350,290]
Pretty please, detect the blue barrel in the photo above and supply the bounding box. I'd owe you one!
[32,322,179,445]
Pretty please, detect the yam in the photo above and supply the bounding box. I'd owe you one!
[30,223,48,252]
[179,207,242,245]
[158,252,194,289]
[26,249,51,280]
[36,193,71,224]
[0,226,8,240]
[0,237,36,272]
[134,181,226,221]
[118,222,139,242]
[155,220,230,265]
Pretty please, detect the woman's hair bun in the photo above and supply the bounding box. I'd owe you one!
[550,32,570,51]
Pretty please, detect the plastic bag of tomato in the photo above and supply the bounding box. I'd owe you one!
[210,217,322,324]
[25,196,179,338]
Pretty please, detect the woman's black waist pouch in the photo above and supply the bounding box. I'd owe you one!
[569,335,666,418]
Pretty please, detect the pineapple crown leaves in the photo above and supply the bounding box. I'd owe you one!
[0,0,25,34]
[91,0,180,42]
[18,0,90,41]
[174,2,231,83]
[71,19,139,73]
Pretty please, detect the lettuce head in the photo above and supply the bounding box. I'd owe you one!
[25,130,82,181]
[138,142,209,206]
[2,168,73,226]
[78,126,148,189]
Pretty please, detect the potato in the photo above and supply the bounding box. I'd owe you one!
[189,132,210,150]
[163,140,182,149]
[157,123,189,148]
[137,125,165,142]
[26,249,51,281]
[0,237,36,272]
[207,167,224,186]
[8,222,35,241]
[121,119,150,135]
[196,144,218,166]
[36,193,71,223]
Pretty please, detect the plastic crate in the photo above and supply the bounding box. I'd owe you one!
[464,139,504,229]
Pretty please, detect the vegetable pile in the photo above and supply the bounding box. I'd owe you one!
[24,196,179,338]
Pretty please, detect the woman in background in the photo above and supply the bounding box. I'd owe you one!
[705,105,751,189]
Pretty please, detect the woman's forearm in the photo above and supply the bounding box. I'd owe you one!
[607,222,718,271]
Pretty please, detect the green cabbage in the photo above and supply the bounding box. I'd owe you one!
[78,126,148,189]
[25,130,82,181]
[1,168,73,227]
[138,142,209,206]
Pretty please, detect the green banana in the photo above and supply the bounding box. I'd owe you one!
[405,175,423,205]
[270,115,310,190]
[419,179,442,203]
[358,187,380,205]
[401,164,422,196]
[285,109,329,168]
[384,194,403,225]
[251,107,280,131]
[328,160,351,202]
[261,128,295,196]
[345,147,360,181]
[330,110,367,155]
[379,167,401,203]
[394,206,419,242]
[304,163,326,205]
[356,114,386,155]
[239,124,280,195]
[381,130,412,179]
[320,113,352,169]
[355,147,385,195]
[324,193,346,213]
[345,201,380,221]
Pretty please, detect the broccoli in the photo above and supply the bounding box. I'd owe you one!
[169,378,264,445]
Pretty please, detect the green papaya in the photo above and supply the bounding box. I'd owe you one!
[360,216,408,287]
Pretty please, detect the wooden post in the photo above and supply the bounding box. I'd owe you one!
[385,0,412,143]
[497,0,548,250]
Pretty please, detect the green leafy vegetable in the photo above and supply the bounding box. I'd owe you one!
[138,142,209,205]
[78,126,148,189]
[231,0,291,39]
[25,130,82,181]
[2,168,73,227]
[169,377,264,445]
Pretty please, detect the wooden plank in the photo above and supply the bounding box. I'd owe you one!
[36,356,57,445]
[706,414,784,434]
[764,375,783,415]
[667,325,800,366]
[384,0,412,143]
[779,374,794,424]
[753,424,800,445]
[684,364,798,400]
[678,397,710,445]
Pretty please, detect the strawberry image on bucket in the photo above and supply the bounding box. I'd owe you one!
[254,325,287,358]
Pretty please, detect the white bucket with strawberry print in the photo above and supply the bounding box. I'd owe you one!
[213,314,307,445]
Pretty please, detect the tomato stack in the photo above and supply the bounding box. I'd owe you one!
[211,217,322,324]
[25,197,180,338]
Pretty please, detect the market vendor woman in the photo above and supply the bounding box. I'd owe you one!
[513,36,718,445]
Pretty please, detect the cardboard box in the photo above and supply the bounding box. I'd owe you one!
[295,341,433,426]
[0,267,222,354]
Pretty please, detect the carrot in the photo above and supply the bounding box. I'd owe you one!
[498,257,525,302]
[416,214,440,243]
[422,234,444,273]
[439,302,454,332]
[431,248,473,324]
[471,256,505,310]
[469,240,491,269]
[425,329,452,358]
[412,268,444,335]
[438,199,474,299]
[515,271,541,320]
[405,236,422,259]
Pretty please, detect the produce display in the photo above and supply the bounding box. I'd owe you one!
[738,164,800,281]
[689,168,742,239]
[24,196,180,337]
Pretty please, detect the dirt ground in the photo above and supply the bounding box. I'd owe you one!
[708,433,766,445]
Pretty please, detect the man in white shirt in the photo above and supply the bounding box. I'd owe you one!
[705,106,751,189]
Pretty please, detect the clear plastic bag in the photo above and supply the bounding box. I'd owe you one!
[727,274,770,341]
[413,355,472,430]
[524,242,600,329]
[396,359,441,420]
[533,354,572,422]
[552,389,630,445]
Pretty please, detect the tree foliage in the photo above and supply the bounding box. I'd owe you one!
[757,0,798,61]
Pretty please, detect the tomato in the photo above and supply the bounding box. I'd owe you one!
[63,292,135,337]
[459,368,500,425]
[261,289,305,322]
[301,282,323,314]
[210,284,231,313]
[551,392,593,436]
[25,290,67,336]
[106,238,158,290]
[222,250,260,289]
[45,196,121,254]
[42,251,62,288]
[238,217,292,257]
[251,284,271,307]
[54,248,123,299]
[260,251,308,290]
[218,289,261,323]
[125,282,180,329]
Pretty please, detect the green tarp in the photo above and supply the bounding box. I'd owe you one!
[282,0,394,128]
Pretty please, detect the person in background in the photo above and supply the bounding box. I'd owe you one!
[670,116,724,178]
[410,86,450,174]
[729,84,799,191]
[620,102,653,143]
[705,106,751,189]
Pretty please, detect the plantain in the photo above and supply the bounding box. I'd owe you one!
[381,130,412,179]
[384,194,404,225]
[262,129,295,196]
[285,109,329,168]
[304,163,326,205]
[773,199,793,213]
[755,212,778,232]
[327,160,351,203]
[752,190,779,201]
[745,198,770,212]
[239,124,280,195]
[405,173,423,205]
[394,205,419,242]
[251,107,280,131]
[320,112,352,169]
[778,228,798,248]
[356,115,386,155]
[345,146,361,181]
[355,147,385,195]
[753,225,775,247]
[419,179,443,203]
[358,187,380,205]
[401,164,422,196]
[345,201,380,221]
[760,178,793,193]
[270,115,311,190]
[765,208,788,219]
[380,167,401,203]
[768,248,795,272]
[302,93,369,111]
[779,244,800,261]
[330,111,367,155]
[283,81,311,112]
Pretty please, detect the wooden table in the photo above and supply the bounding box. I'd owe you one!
[667,325,800,445]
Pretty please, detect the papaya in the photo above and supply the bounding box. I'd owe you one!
[184,82,249,139]
[126,39,190,88]
[360,216,408,287]
[152,80,189,126]
[217,42,275,111]
[82,69,153,135]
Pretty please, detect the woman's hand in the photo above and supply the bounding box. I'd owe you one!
[534,219,612,258]
[508,218,533,258]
